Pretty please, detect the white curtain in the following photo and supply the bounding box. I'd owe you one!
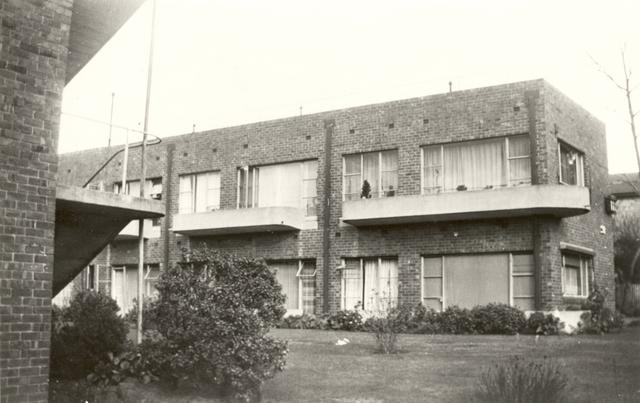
[258,162,302,208]
[362,152,379,197]
[508,135,531,185]
[380,151,398,195]
[274,263,299,310]
[178,175,193,214]
[342,259,362,310]
[378,259,398,311]
[363,259,378,310]
[422,146,442,193]
[443,139,505,191]
[344,154,361,200]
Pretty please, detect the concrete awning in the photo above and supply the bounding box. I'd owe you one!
[172,206,306,236]
[341,185,591,226]
[54,184,163,295]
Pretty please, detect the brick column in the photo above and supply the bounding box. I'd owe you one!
[0,1,72,402]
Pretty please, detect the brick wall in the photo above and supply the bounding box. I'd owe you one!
[0,1,72,402]
[58,79,614,314]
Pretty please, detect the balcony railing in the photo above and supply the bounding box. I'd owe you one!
[341,185,591,226]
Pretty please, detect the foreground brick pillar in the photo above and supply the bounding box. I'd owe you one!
[0,1,71,402]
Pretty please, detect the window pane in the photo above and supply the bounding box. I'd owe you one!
[423,257,442,277]
[513,297,535,311]
[128,180,140,196]
[273,263,299,310]
[423,298,442,311]
[564,254,580,268]
[342,259,362,310]
[344,174,361,200]
[512,254,534,273]
[443,138,506,191]
[560,143,579,185]
[178,176,193,214]
[344,154,361,175]
[423,145,442,193]
[238,169,247,208]
[445,254,509,308]
[563,266,579,295]
[362,152,379,198]
[509,158,531,185]
[381,151,398,196]
[423,278,442,297]
[514,276,535,297]
[508,135,530,157]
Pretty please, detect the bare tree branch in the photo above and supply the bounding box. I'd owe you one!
[589,53,626,91]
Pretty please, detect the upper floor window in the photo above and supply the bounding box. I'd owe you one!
[421,135,531,194]
[114,178,162,200]
[237,160,318,217]
[343,150,398,201]
[561,252,591,297]
[179,171,220,214]
[558,142,585,186]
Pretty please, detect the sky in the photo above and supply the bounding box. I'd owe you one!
[60,0,640,174]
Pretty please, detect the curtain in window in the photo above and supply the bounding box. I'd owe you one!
[302,161,318,216]
[363,259,378,310]
[300,261,316,314]
[560,143,579,185]
[422,257,443,311]
[362,152,379,198]
[445,254,509,308]
[273,262,299,310]
[128,181,141,196]
[563,254,581,296]
[178,175,194,214]
[344,154,361,201]
[258,162,302,208]
[508,136,532,186]
[342,259,362,310]
[381,151,398,196]
[205,172,220,211]
[423,146,442,193]
[443,139,505,191]
[378,259,398,310]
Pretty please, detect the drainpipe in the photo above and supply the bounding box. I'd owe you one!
[322,119,335,313]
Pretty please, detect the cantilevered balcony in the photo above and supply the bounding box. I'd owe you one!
[341,185,590,226]
[172,206,306,236]
[115,219,161,240]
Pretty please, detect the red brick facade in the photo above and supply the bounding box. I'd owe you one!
[58,79,615,315]
[0,1,72,402]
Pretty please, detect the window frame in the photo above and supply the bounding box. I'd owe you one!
[342,149,399,201]
[269,260,317,316]
[178,171,221,214]
[236,160,318,217]
[420,135,532,194]
[558,141,585,186]
[420,252,536,311]
[339,257,399,312]
[561,252,591,298]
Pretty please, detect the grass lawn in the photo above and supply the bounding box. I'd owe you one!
[87,326,640,402]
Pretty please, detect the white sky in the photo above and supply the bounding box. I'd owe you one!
[60,0,640,174]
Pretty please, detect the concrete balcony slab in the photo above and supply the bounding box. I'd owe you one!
[341,185,590,226]
[173,206,306,236]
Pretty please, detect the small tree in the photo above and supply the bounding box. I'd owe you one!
[361,179,372,198]
[141,248,288,402]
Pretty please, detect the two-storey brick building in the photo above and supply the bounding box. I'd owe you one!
[57,79,616,315]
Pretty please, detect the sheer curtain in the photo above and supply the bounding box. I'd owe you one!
[258,162,302,208]
[378,259,398,310]
[363,259,378,310]
[380,151,398,196]
[273,262,299,310]
[362,152,379,197]
[423,146,442,193]
[178,175,193,214]
[443,139,505,191]
[445,254,509,308]
[342,259,362,310]
[344,154,361,201]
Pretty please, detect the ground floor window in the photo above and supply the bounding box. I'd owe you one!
[561,252,591,297]
[111,264,160,315]
[340,257,398,313]
[269,260,316,315]
[421,253,535,311]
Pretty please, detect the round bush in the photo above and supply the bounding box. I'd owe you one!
[140,248,288,402]
[51,291,128,380]
[471,303,526,335]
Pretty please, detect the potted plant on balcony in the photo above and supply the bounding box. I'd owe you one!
[361,180,372,199]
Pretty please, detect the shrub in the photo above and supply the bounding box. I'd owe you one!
[50,291,128,380]
[278,313,322,329]
[364,307,406,353]
[579,308,624,334]
[140,248,288,402]
[524,312,562,335]
[327,310,363,331]
[471,303,526,335]
[88,350,157,387]
[123,297,157,331]
[475,356,569,403]
[438,306,476,334]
